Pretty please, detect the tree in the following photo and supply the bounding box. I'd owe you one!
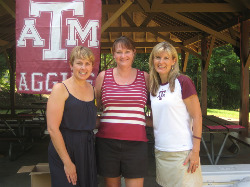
[186,44,240,110]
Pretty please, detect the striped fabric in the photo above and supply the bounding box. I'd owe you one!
[96,68,148,142]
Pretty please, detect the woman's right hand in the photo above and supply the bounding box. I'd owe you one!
[64,161,77,185]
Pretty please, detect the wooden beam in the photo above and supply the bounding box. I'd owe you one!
[151,3,242,12]
[224,0,248,11]
[183,52,189,73]
[105,26,199,33]
[183,35,201,46]
[0,0,15,19]
[0,27,14,34]
[101,0,134,33]
[136,0,150,12]
[239,20,249,135]
[246,53,250,67]
[140,14,155,27]
[151,31,204,60]
[122,13,137,27]
[164,12,239,47]
[102,4,142,13]
[101,42,163,48]
[0,39,9,46]
[228,28,240,39]
[0,41,15,54]
[201,36,208,116]
[205,36,216,71]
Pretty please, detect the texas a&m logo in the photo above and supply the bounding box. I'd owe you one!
[16,0,101,94]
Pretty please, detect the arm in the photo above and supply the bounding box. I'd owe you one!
[95,71,105,128]
[183,94,202,173]
[145,112,153,127]
[143,71,153,127]
[46,83,77,185]
[144,71,149,91]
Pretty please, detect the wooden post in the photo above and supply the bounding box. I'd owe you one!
[201,36,208,116]
[4,47,16,115]
[239,20,250,136]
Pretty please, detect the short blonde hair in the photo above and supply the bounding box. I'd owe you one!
[69,46,95,66]
[149,42,180,96]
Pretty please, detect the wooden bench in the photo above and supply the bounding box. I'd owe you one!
[228,132,250,147]
[0,113,46,160]
[201,115,246,165]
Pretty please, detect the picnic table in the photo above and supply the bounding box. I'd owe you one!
[201,115,245,165]
[0,108,47,160]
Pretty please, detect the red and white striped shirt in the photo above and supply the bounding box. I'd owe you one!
[96,68,148,142]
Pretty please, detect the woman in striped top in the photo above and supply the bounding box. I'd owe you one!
[95,36,149,187]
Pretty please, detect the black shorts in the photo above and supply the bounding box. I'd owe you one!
[95,137,148,178]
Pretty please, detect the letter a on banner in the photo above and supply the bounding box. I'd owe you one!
[16,0,101,94]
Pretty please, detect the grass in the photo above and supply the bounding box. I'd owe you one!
[207,108,247,120]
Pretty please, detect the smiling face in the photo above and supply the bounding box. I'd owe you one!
[153,51,176,82]
[70,58,93,81]
[113,43,135,68]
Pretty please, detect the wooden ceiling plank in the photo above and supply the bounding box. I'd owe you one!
[136,0,150,12]
[105,26,199,32]
[164,12,239,47]
[151,31,203,60]
[0,0,15,19]
[101,0,134,33]
[151,0,163,10]
[151,3,242,12]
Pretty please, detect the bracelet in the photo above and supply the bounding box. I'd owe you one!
[192,135,201,140]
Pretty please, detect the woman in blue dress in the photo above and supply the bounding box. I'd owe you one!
[47,46,98,187]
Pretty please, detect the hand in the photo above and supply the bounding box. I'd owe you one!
[183,150,200,173]
[64,161,77,185]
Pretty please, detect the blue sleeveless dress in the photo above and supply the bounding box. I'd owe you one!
[48,84,97,187]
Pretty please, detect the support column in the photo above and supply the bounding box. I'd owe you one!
[239,20,250,136]
[201,36,208,116]
[4,47,16,115]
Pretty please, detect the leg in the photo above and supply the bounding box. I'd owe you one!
[105,176,121,187]
[125,178,144,187]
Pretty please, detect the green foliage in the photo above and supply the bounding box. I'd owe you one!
[133,53,150,73]
[186,44,240,110]
[99,53,150,73]
[100,53,115,71]
[0,53,10,90]
[0,44,246,111]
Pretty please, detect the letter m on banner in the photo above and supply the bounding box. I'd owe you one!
[16,0,101,94]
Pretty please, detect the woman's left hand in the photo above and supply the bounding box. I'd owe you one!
[183,150,200,173]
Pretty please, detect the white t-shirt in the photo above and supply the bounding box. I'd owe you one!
[150,74,197,152]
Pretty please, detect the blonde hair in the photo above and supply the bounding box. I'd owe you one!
[69,46,95,66]
[149,42,180,96]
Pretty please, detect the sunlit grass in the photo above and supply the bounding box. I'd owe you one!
[207,108,250,120]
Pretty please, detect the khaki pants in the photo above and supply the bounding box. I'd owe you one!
[155,149,203,187]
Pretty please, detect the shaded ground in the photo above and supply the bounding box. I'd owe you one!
[0,127,250,187]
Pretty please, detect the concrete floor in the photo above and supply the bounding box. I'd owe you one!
[0,130,250,187]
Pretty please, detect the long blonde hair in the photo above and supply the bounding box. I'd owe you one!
[149,42,180,96]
